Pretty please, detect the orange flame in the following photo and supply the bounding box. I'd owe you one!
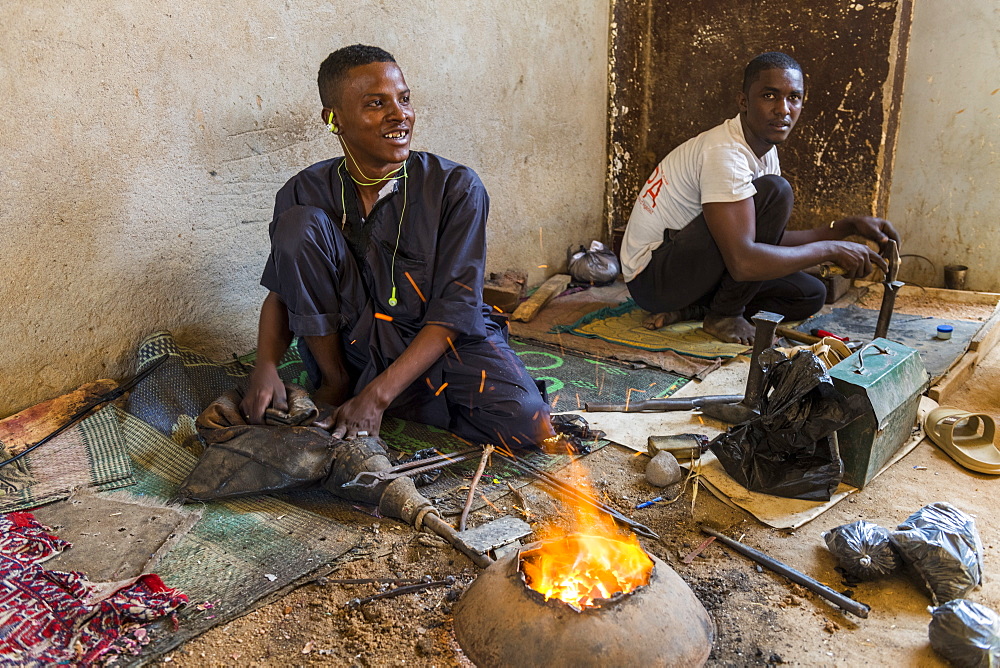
[520,463,653,610]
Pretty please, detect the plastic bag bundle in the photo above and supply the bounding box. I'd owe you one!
[890,502,984,605]
[929,599,1000,668]
[567,241,620,286]
[823,520,901,580]
[708,349,866,501]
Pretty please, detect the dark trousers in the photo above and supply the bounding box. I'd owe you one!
[268,205,553,448]
[626,175,825,321]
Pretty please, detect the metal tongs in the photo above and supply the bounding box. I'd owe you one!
[340,446,482,488]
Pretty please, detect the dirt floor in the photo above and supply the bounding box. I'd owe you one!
[156,291,1000,667]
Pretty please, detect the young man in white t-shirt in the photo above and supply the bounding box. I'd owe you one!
[621,52,901,344]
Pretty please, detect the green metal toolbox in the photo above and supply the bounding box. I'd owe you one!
[828,338,929,488]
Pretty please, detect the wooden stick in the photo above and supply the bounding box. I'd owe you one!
[459,445,494,532]
[511,274,572,322]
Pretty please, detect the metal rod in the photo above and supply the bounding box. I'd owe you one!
[700,526,870,618]
[342,447,481,488]
[585,395,742,413]
[324,576,428,585]
[346,577,455,608]
[0,355,168,470]
[500,452,659,540]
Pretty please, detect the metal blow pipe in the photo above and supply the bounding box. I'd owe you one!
[700,526,870,618]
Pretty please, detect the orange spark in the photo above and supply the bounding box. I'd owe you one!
[374,313,393,321]
[552,394,560,409]
[479,369,486,393]
[632,450,645,457]
[435,382,448,397]
[446,337,462,363]
[425,377,435,391]
[492,304,503,313]
[532,410,539,420]
[576,393,581,408]
[404,271,427,302]
[538,264,548,269]
[350,340,357,345]
[454,281,472,292]
[511,435,522,444]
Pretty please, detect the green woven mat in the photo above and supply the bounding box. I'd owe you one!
[0,405,135,513]
[113,409,361,658]
[552,298,750,359]
[509,338,688,409]
[128,331,687,517]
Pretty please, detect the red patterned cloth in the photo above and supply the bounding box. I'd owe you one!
[0,511,187,666]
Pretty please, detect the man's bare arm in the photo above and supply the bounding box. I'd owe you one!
[702,200,887,282]
[781,216,901,249]
[240,291,293,423]
[328,323,457,439]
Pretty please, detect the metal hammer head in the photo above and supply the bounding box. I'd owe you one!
[699,311,784,424]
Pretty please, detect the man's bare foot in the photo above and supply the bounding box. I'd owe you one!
[314,382,349,408]
[703,313,757,345]
[642,311,683,330]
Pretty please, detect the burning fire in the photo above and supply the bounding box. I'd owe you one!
[519,463,653,610]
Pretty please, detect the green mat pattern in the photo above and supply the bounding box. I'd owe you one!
[510,338,688,409]
[550,298,750,359]
[0,406,135,513]
[115,409,360,657]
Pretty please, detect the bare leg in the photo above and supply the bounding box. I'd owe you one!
[304,334,351,407]
[702,313,757,345]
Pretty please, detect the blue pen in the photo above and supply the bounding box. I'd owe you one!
[635,496,663,509]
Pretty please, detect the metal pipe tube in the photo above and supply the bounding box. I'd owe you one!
[585,394,742,413]
[700,526,870,618]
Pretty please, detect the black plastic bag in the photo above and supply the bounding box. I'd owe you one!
[823,520,901,580]
[929,599,1000,668]
[567,241,620,286]
[708,349,866,501]
[890,502,984,605]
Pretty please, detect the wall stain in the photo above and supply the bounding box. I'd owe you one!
[607,0,914,237]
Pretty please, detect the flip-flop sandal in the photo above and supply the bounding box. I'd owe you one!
[926,407,1000,475]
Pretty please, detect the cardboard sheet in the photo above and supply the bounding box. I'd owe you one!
[574,393,938,530]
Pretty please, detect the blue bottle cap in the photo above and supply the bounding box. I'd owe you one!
[937,325,954,333]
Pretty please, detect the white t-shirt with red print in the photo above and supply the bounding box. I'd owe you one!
[620,115,780,282]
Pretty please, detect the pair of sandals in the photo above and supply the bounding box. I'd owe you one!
[926,407,1000,475]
